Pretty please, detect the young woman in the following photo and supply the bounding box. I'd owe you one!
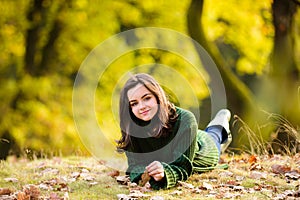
[117,73,231,190]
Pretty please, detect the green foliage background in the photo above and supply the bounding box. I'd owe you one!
[0,0,299,156]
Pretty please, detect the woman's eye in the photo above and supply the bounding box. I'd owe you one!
[144,96,151,101]
[130,102,137,107]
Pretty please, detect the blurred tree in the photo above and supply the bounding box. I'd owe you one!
[268,0,300,153]
[187,0,256,126]
[187,0,299,151]
[0,0,299,158]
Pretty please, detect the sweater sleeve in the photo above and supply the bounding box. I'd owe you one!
[125,150,145,183]
[149,109,198,190]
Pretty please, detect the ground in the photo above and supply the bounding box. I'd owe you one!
[0,153,299,199]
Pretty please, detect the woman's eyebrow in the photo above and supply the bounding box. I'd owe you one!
[129,99,137,103]
[141,93,152,98]
[129,93,152,102]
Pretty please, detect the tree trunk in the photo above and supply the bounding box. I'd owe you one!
[272,0,298,79]
[270,0,300,153]
[24,0,45,76]
[25,0,64,76]
[187,0,256,124]
[270,0,299,122]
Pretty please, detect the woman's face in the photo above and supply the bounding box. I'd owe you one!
[127,83,158,121]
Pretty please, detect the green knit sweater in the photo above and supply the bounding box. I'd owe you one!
[125,107,220,190]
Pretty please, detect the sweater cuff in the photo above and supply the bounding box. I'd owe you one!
[148,162,175,190]
[162,162,177,189]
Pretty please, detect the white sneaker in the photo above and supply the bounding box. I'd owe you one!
[221,133,232,153]
[207,109,232,153]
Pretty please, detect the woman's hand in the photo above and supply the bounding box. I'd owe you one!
[146,161,165,181]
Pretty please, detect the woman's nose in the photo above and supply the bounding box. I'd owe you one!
[139,101,146,110]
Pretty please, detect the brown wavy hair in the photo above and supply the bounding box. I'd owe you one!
[117,73,178,151]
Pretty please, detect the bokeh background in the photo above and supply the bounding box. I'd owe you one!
[0,0,299,159]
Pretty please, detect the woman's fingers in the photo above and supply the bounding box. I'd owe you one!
[146,161,164,181]
[146,161,162,173]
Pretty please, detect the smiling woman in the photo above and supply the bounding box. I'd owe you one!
[117,73,232,190]
[127,84,159,122]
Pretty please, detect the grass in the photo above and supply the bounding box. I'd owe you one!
[0,153,299,199]
[0,114,299,199]
[0,156,129,199]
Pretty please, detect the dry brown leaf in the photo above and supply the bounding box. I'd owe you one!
[17,192,30,200]
[23,184,40,200]
[226,180,238,185]
[249,162,263,171]
[271,164,291,174]
[248,155,258,164]
[138,171,151,186]
[107,170,120,178]
[0,188,12,196]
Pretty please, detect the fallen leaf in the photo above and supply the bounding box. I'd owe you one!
[248,155,258,164]
[23,184,40,199]
[285,171,300,180]
[219,171,233,177]
[88,182,98,186]
[233,185,244,191]
[49,192,62,200]
[253,185,262,191]
[107,170,120,178]
[169,190,183,195]
[0,188,12,195]
[202,182,214,190]
[150,195,164,200]
[249,162,263,171]
[192,187,203,194]
[116,175,130,185]
[128,182,138,187]
[80,173,95,181]
[128,189,150,198]
[249,171,267,179]
[226,180,238,185]
[70,172,80,179]
[178,181,194,189]
[138,171,151,186]
[81,168,89,173]
[235,176,245,181]
[40,168,59,175]
[116,193,128,200]
[17,192,29,200]
[271,164,291,174]
[4,177,18,183]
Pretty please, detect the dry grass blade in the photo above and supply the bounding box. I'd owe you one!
[265,111,300,154]
[233,115,269,155]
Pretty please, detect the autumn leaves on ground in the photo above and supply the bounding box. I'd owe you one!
[0,153,299,200]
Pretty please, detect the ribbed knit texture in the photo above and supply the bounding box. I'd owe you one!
[125,107,220,190]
